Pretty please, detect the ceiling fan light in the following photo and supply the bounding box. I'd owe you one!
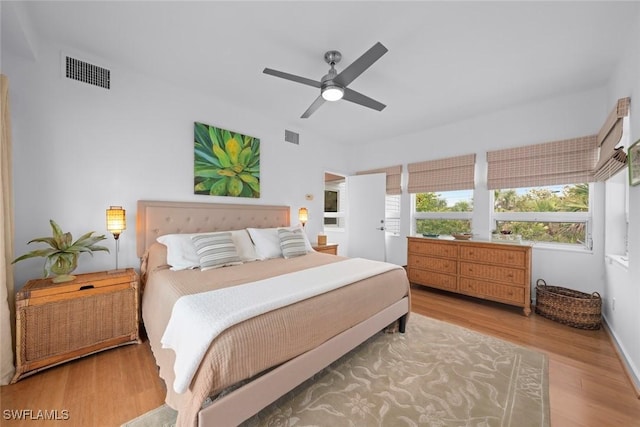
[322,85,344,102]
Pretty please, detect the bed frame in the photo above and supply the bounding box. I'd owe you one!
[136,200,410,427]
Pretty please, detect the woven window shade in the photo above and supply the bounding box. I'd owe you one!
[356,165,402,195]
[487,136,598,190]
[407,154,475,193]
[594,147,627,181]
[593,97,630,181]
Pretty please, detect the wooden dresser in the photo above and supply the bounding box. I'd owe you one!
[407,237,532,315]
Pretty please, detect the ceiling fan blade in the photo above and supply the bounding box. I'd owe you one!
[333,42,388,88]
[301,95,326,119]
[263,68,321,88]
[343,88,386,111]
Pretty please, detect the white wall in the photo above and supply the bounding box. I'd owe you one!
[602,10,640,389]
[5,41,348,291]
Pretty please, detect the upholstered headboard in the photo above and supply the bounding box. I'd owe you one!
[136,200,290,257]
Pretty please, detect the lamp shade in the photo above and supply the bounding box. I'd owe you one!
[106,206,126,237]
[298,207,308,225]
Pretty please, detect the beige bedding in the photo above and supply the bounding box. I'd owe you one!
[142,242,410,427]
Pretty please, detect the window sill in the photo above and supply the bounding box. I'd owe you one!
[529,242,593,254]
[323,228,346,233]
[606,254,629,270]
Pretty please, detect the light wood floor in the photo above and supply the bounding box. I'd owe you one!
[2,285,640,426]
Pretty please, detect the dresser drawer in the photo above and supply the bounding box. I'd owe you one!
[408,240,457,258]
[408,254,457,274]
[459,246,526,267]
[459,262,525,285]
[459,278,525,304]
[408,269,457,291]
[17,270,134,305]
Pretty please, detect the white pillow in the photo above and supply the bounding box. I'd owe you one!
[247,228,282,260]
[192,233,243,271]
[232,229,260,262]
[247,226,313,260]
[156,234,200,271]
[157,229,259,270]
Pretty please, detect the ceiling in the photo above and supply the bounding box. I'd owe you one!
[2,1,639,145]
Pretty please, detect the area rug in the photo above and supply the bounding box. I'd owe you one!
[122,313,549,427]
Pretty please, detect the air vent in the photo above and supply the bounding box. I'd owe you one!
[65,55,111,89]
[285,129,299,145]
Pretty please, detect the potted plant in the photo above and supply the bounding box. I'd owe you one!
[12,220,109,283]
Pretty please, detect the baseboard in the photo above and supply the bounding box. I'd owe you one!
[602,317,640,398]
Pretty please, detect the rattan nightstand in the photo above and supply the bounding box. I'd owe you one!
[11,268,140,383]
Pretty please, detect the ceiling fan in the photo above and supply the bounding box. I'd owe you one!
[263,42,388,118]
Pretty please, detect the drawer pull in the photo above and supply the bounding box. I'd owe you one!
[79,285,95,291]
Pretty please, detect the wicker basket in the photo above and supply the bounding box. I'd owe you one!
[534,279,602,330]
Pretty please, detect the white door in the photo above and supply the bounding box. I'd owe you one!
[346,173,386,261]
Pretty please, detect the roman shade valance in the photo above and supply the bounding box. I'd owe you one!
[486,136,598,190]
[593,97,630,181]
[356,165,402,195]
[407,154,476,193]
[594,147,627,181]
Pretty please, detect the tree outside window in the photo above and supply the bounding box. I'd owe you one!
[493,184,590,246]
[414,190,473,235]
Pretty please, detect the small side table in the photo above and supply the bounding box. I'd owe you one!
[12,268,140,383]
[312,243,339,255]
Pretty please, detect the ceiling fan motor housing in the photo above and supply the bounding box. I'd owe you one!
[324,50,342,65]
[321,70,343,101]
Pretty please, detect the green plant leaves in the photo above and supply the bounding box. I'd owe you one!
[12,220,109,278]
[194,122,260,198]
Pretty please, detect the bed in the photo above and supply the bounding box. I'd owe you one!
[136,200,411,427]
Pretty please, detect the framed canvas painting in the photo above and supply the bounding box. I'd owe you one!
[194,122,260,197]
[629,139,640,187]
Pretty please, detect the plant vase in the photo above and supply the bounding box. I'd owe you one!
[50,253,79,283]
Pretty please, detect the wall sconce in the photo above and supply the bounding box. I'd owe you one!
[298,207,308,227]
[106,206,126,270]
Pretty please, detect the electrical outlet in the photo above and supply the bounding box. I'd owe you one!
[612,297,616,311]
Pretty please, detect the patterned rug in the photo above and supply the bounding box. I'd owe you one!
[123,313,549,427]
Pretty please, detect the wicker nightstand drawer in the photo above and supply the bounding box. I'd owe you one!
[12,268,140,383]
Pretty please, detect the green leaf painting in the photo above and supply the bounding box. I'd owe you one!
[194,122,260,198]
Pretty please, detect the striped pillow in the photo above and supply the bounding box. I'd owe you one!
[277,228,309,259]
[191,232,243,271]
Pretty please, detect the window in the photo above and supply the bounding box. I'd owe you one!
[413,189,473,235]
[324,177,346,228]
[324,190,338,226]
[492,183,591,248]
[385,195,401,235]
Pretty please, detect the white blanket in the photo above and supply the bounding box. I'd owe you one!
[161,257,400,393]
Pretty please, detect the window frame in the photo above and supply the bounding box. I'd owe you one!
[323,179,346,230]
[490,183,594,250]
[411,192,474,235]
[385,194,401,236]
